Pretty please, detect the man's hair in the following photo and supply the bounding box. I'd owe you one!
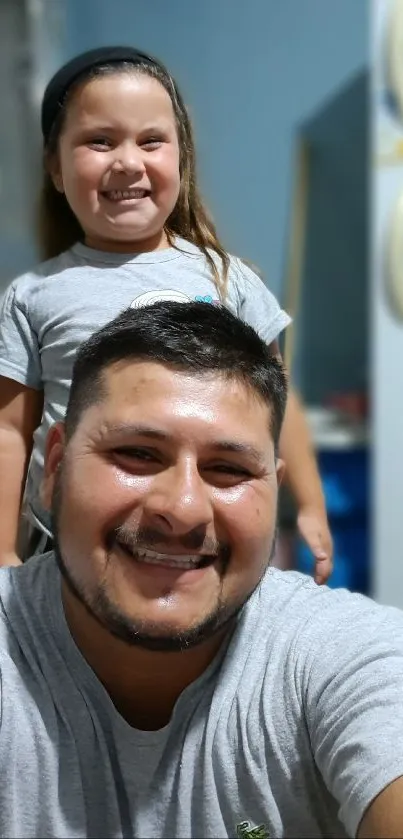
[65,301,288,442]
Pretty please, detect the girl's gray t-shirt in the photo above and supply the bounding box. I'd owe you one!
[0,239,291,532]
[1,557,403,838]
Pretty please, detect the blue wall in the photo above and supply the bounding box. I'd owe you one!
[295,68,369,402]
[65,0,368,302]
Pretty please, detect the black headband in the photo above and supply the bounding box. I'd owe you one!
[41,46,156,145]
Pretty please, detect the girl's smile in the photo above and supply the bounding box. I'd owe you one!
[50,73,181,253]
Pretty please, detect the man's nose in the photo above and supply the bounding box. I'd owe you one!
[143,463,214,537]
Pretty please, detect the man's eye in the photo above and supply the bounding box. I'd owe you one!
[113,448,156,461]
[208,465,252,477]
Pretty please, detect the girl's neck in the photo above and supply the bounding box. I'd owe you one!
[84,228,171,254]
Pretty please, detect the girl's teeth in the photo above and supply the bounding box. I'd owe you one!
[106,189,146,200]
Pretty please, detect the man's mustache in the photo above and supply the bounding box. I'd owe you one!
[110,523,227,556]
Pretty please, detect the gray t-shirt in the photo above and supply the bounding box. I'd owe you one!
[0,239,290,533]
[1,555,403,838]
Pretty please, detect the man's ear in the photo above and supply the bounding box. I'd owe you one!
[41,422,66,511]
[276,457,286,487]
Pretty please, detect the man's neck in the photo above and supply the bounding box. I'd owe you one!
[61,583,230,730]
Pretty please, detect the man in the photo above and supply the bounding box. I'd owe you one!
[0,301,401,838]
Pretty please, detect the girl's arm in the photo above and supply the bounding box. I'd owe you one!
[268,342,333,584]
[0,377,43,566]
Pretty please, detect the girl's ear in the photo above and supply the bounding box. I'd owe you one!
[47,152,64,194]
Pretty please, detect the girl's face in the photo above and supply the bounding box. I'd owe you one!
[50,73,181,252]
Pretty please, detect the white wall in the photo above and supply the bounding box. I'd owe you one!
[373,0,403,607]
[0,0,64,292]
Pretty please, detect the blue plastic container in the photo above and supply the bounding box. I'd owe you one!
[296,447,370,594]
[296,518,369,593]
[318,449,369,519]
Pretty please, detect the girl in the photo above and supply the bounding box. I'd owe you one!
[0,46,332,580]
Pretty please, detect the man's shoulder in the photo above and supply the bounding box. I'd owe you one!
[216,569,403,737]
[0,555,57,646]
[243,568,403,663]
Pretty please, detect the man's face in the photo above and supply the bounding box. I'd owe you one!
[44,362,282,650]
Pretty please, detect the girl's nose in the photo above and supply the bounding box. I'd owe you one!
[111,143,146,176]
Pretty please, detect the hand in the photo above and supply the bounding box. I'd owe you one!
[297,507,333,585]
[0,552,23,568]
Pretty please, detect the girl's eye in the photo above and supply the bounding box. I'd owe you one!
[88,138,111,149]
[141,137,163,149]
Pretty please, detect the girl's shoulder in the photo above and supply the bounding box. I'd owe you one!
[6,249,77,294]
[226,255,269,291]
[175,237,264,288]
[3,250,81,314]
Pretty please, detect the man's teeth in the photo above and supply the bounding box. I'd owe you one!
[105,189,148,200]
[131,547,205,569]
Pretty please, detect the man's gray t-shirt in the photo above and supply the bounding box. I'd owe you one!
[1,556,403,838]
[0,239,290,532]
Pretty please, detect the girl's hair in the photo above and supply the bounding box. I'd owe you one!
[38,55,230,298]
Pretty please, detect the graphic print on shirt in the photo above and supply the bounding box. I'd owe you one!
[130,290,192,308]
[130,290,221,309]
[236,821,270,839]
[194,294,221,306]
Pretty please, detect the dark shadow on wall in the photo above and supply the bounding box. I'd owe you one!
[290,69,369,405]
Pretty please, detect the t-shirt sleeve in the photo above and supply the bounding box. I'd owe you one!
[0,281,42,389]
[230,258,291,345]
[303,591,403,837]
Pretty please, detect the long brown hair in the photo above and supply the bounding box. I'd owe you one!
[38,57,230,299]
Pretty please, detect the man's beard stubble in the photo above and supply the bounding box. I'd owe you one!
[51,469,276,653]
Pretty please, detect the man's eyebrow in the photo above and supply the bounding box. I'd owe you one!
[100,424,268,461]
[208,440,266,463]
[100,423,170,441]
